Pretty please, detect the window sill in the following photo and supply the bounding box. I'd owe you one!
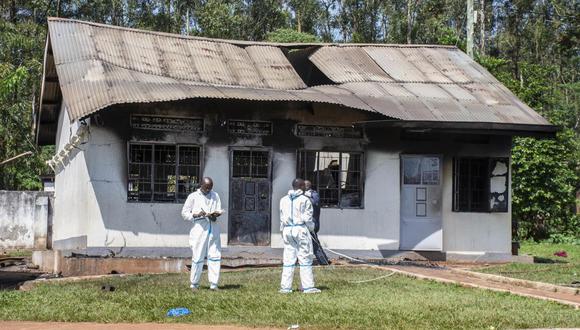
[451,210,508,214]
[127,200,186,204]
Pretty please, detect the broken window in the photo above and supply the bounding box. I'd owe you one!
[453,157,509,212]
[128,143,201,203]
[297,151,364,208]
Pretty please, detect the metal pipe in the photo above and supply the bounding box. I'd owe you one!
[0,151,33,166]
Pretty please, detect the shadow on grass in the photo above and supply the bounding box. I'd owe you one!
[533,256,568,264]
[218,284,243,290]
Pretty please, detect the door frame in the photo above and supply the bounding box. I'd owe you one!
[227,146,273,246]
[399,154,444,251]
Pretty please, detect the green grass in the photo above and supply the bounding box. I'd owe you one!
[477,242,580,286]
[1,249,32,257]
[0,267,578,329]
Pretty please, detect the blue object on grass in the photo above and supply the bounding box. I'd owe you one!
[166,307,191,317]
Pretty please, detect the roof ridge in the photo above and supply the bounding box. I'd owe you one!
[46,17,458,50]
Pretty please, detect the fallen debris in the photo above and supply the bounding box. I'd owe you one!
[0,257,25,268]
[101,285,115,292]
[554,250,568,258]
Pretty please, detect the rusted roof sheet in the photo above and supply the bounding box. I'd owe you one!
[40,18,553,134]
[309,47,393,83]
[319,81,548,124]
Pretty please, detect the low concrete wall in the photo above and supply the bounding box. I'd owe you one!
[0,191,53,250]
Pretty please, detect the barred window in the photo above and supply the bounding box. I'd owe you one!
[297,151,364,208]
[128,143,201,202]
[453,157,509,212]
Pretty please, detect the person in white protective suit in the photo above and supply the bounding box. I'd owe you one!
[181,177,224,291]
[279,178,321,294]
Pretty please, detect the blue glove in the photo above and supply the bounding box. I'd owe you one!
[166,307,191,317]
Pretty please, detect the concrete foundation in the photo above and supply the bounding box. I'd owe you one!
[446,251,534,263]
[33,247,531,276]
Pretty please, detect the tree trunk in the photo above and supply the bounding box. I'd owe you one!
[297,11,302,33]
[466,0,475,57]
[10,0,17,22]
[576,189,580,215]
[479,0,485,55]
[186,8,190,35]
[406,0,412,44]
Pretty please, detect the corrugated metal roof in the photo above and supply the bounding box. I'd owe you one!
[39,17,553,133]
[309,46,393,83]
[364,47,428,82]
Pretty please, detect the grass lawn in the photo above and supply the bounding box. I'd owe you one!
[1,249,32,257]
[477,242,579,286]
[0,266,579,329]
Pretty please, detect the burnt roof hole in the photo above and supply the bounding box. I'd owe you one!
[286,47,334,87]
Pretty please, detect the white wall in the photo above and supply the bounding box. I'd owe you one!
[51,104,512,255]
[83,125,193,249]
[270,151,296,248]
[441,157,512,254]
[298,150,400,250]
[441,139,512,254]
[0,191,51,249]
[52,106,90,248]
[59,123,403,252]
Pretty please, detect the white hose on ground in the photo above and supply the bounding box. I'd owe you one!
[324,247,396,284]
[324,248,369,264]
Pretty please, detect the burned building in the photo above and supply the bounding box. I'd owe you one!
[35,18,555,266]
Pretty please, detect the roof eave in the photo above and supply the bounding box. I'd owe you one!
[36,33,61,146]
[353,119,560,138]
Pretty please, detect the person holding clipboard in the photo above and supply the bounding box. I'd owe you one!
[181,177,225,291]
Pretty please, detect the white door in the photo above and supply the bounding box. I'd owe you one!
[400,155,443,251]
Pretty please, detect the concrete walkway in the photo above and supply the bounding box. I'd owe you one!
[0,321,282,330]
[370,263,580,309]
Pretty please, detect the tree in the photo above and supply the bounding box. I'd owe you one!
[0,17,53,190]
[0,0,578,241]
[266,28,318,42]
[189,0,246,39]
[480,56,580,240]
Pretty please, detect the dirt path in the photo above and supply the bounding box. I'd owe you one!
[0,321,282,330]
[376,264,580,308]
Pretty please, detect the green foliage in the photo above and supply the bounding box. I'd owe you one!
[266,28,318,43]
[192,0,246,39]
[244,0,290,41]
[478,241,580,285]
[287,0,323,35]
[548,234,580,245]
[511,133,579,240]
[479,56,580,240]
[0,18,53,190]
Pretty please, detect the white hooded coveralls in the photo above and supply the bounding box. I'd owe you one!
[279,189,315,291]
[181,189,222,288]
